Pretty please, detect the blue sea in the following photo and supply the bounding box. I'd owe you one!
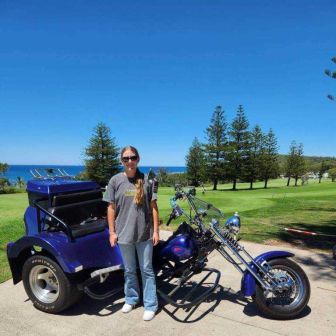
[4,165,186,184]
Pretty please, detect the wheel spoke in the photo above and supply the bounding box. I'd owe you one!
[264,265,303,308]
[44,283,58,293]
[37,270,50,281]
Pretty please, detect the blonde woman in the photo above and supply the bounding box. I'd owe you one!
[104,146,159,321]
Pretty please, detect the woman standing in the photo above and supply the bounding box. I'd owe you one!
[103,146,160,321]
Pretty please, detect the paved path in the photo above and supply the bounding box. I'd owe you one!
[1,231,335,336]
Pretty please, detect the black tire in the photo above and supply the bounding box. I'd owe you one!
[254,258,310,320]
[22,255,81,314]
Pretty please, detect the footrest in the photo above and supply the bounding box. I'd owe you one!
[157,267,221,309]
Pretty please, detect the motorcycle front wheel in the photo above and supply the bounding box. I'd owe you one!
[254,258,310,320]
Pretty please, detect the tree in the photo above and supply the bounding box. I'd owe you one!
[185,137,206,186]
[285,141,305,187]
[0,163,9,176]
[318,161,328,183]
[325,56,336,101]
[227,105,250,190]
[157,167,169,186]
[16,176,25,189]
[0,178,9,192]
[84,122,120,186]
[285,141,296,186]
[259,129,279,188]
[329,168,336,182]
[204,106,227,190]
[245,125,263,189]
[292,143,305,186]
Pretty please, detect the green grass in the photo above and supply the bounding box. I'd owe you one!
[158,178,336,249]
[0,194,27,282]
[1,178,335,283]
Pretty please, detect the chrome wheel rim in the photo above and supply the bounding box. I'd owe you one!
[29,265,60,303]
[265,265,304,308]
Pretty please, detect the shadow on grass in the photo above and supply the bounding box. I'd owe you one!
[209,186,283,192]
[276,220,336,250]
[302,207,336,213]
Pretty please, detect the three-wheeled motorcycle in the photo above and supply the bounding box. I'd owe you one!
[6,169,310,319]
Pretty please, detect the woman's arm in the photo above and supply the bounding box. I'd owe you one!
[151,200,160,246]
[107,203,118,247]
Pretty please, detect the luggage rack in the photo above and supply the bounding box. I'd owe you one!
[30,168,74,180]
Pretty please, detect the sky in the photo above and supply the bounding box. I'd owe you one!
[0,0,335,166]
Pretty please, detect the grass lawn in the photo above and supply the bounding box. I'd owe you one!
[1,178,335,283]
[0,194,27,282]
[158,179,336,248]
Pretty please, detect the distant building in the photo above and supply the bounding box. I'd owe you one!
[307,172,318,179]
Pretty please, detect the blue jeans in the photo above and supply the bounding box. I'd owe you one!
[118,240,158,312]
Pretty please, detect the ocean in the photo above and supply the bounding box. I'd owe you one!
[4,165,186,184]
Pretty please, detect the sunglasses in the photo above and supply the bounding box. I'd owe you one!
[121,155,138,163]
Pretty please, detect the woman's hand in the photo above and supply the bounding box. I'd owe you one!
[152,231,160,246]
[109,232,118,247]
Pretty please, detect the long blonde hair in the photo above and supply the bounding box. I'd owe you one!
[121,146,144,205]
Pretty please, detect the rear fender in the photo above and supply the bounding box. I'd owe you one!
[7,236,78,284]
[241,250,294,297]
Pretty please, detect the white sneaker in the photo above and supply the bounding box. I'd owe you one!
[121,303,134,313]
[143,310,155,321]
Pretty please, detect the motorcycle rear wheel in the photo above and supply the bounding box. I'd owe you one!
[254,258,310,320]
[22,255,82,313]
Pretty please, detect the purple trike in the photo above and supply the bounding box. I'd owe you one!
[7,169,310,319]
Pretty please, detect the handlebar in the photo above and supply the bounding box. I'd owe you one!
[166,214,174,226]
[166,204,184,226]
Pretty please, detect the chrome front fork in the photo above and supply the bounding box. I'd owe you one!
[210,223,282,293]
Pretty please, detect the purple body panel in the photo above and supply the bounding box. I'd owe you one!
[7,228,123,274]
[24,206,40,235]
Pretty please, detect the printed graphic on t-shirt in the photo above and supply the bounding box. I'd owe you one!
[124,189,136,197]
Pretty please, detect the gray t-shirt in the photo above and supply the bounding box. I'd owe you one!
[103,172,158,244]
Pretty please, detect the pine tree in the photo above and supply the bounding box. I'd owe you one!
[285,141,305,187]
[204,106,227,190]
[84,122,120,186]
[227,105,250,190]
[259,129,279,188]
[293,143,305,186]
[285,141,296,186]
[186,137,206,186]
[245,125,263,189]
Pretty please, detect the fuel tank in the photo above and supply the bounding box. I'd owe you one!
[157,233,198,261]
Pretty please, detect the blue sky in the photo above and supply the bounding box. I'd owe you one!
[0,0,335,166]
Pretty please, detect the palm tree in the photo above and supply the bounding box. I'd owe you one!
[16,176,25,189]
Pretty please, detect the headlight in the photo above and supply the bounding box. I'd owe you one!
[225,212,241,235]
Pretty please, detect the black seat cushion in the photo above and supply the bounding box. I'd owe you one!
[71,218,107,238]
[48,199,108,238]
